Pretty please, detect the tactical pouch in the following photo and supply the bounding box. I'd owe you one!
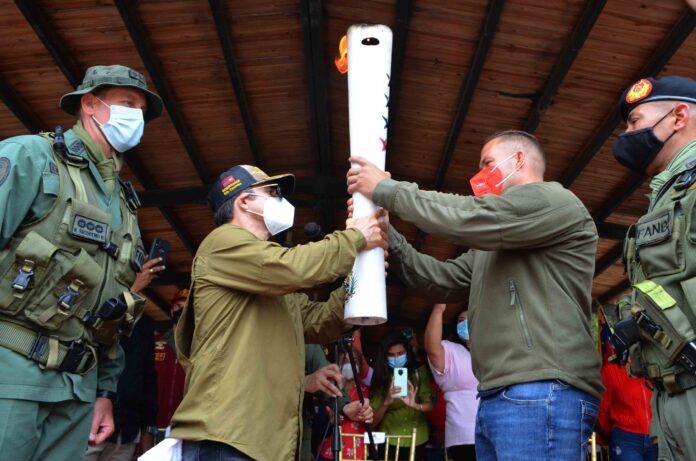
[113,187,143,289]
[0,231,59,315]
[623,224,638,282]
[634,202,684,278]
[23,247,101,332]
[55,199,111,256]
[91,291,143,345]
[679,275,696,332]
[632,280,696,365]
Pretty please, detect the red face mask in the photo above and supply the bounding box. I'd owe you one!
[469,152,521,197]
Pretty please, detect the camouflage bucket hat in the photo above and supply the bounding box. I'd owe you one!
[59,65,164,121]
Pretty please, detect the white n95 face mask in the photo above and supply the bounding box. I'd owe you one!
[93,98,145,153]
[262,197,295,236]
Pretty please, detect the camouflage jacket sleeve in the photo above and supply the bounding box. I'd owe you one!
[388,225,472,303]
[0,136,58,249]
[96,343,125,393]
[374,178,592,251]
[197,226,365,296]
[290,286,352,345]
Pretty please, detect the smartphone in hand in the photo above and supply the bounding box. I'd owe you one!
[148,238,170,268]
[393,367,408,397]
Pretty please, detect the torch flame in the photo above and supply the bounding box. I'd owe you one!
[335,35,348,74]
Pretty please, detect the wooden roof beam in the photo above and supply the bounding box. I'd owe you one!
[209,0,264,170]
[598,279,631,304]
[126,155,199,255]
[385,0,413,165]
[560,8,696,188]
[137,176,347,208]
[16,2,198,255]
[594,174,646,223]
[594,243,623,277]
[596,221,628,241]
[432,0,506,191]
[524,0,606,133]
[300,0,334,231]
[144,287,172,319]
[114,0,210,184]
[14,1,82,88]
[0,78,43,133]
[152,270,405,289]
[410,0,505,252]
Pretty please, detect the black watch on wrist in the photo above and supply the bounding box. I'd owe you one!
[96,389,117,403]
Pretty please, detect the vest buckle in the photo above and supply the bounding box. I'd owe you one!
[57,339,93,374]
[11,260,35,293]
[102,242,120,259]
[27,333,48,362]
[57,279,84,314]
[120,180,141,211]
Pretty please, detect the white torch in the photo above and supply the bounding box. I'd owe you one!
[336,24,392,326]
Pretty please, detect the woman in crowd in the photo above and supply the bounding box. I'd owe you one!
[424,304,478,461]
[370,331,432,461]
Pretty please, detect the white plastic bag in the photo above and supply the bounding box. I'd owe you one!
[138,438,182,461]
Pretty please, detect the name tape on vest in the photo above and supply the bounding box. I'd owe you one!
[636,211,672,246]
[70,214,109,244]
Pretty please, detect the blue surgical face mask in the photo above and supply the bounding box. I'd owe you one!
[93,97,145,153]
[457,320,469,341]
[387,353,407,368]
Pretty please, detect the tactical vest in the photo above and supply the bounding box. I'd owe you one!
[622,160,696,391]
[0,130,145,374]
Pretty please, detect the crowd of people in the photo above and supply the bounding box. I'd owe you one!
[2,60,696,461]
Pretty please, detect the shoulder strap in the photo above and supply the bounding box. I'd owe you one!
[118,178,141,212]
[671,159,696,200]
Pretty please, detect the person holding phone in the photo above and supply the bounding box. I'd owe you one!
[370,331,433,461]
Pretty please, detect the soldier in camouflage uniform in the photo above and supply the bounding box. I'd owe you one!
[0,65,163,461]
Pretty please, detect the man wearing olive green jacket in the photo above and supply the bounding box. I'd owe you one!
[170,165,383,461]
[347,130,603,461]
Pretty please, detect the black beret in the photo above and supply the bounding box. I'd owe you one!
[619,76,696,121]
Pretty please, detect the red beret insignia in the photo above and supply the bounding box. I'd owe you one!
[626,79,653,104]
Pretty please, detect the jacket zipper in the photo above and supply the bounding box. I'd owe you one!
[509,280,534,349]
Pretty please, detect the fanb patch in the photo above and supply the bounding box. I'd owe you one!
[636,211,672,246]
[626,79,653,104]
[70,214,109,244]
[0,157,10,186]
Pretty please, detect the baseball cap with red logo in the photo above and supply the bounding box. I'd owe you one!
[207,165,295,213]
[620,76,696,121]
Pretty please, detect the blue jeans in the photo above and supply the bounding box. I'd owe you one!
[609,427,657,461]
[475,380,599,461]
[182,440,253,461]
